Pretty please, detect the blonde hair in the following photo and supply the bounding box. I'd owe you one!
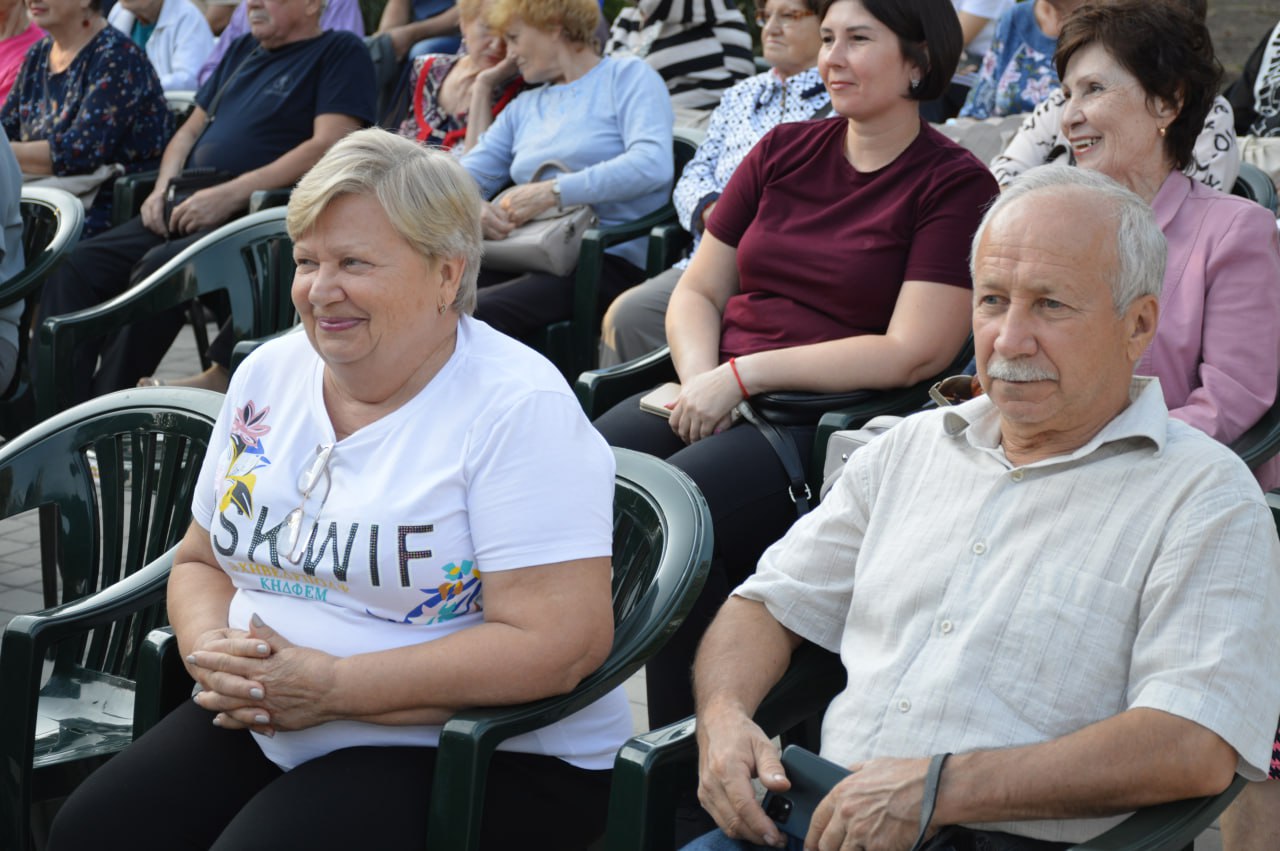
[286,128,483,314]
[457,0,484,24]
[487,0,600,45]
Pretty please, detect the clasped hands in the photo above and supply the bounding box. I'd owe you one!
[480,180,558,240]
[697,705,935,851]
[185,613,337,736]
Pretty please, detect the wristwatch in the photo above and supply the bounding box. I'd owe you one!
[551,179,563,212]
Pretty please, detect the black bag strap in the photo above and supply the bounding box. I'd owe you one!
[182,45,262,172]
[909,753,952,851]
[736,401,812,517]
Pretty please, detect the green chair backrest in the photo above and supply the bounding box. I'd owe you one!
[0,387,223,850]
[423,448,713,850]
[0,187,84,437]
[1232,162,1279,215]
[37,207,295,420]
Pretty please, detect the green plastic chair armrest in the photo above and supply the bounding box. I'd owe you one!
[133,627,192,739]
[647,222,689,278]
[566,205,679,377]
[112,170,160,227]
[1066,774,1247,850]
[1231,398,1280,469]
[248,188,292,213]
[36,207,291,419]
[576,345,676,419]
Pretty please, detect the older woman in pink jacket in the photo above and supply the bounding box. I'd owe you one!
[1056,1,1280,489]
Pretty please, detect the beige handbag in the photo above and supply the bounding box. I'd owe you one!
[483,161,597,277]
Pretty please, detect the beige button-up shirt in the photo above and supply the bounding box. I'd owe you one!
[736,378,1280,842]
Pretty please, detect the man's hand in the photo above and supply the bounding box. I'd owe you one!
[498,180,557,227]
[668,363,741,444]
[807,756,932,851]
[140,185,171,237]
[167,182,245,236]
[696,702,791,848]
[481,200,515,240]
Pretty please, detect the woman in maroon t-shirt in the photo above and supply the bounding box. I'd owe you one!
[595,0,998,730]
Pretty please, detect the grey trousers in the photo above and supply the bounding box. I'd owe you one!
[599,265,683,366]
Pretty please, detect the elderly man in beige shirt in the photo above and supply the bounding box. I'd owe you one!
[687,164,1280,851]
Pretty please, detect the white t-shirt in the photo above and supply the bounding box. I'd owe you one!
[192,316,631,770]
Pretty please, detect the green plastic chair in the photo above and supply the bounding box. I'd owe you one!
[35,206,296,421]
[1232,162,1279,215]
[0,187,84,438]
[529,136,701,380]
[0,387,224,851]
[131,446,714,849]
[603,500,1280,851]
[576,339,975,495]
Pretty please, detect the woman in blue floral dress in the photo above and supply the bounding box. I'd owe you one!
[2,0,169,234]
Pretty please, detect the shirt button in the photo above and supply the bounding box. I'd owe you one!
[940,620,953,634]
[898,699,911,713]
[972,541,987,555]
[1010,469,1024,482]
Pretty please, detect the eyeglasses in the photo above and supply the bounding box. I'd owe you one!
[754,7,816,28]
[282,443,335,564]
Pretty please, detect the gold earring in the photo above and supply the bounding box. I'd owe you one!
[1158,126,1167,138]
[438,302,448,315]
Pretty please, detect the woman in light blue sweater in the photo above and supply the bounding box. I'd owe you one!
[462,0,673,342]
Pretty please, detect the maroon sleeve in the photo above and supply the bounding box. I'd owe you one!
[901,153,999,289]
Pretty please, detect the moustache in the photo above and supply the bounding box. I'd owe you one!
[985,357,1058,383]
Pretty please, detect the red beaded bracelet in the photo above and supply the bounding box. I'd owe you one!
[729,357,749,399]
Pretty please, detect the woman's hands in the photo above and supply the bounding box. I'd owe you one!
[188,614,339,735]
[668,362,744,444]
[480,181,557,240]
[498,180,557,226]
[481,201,515,239]
[475,54,518,92]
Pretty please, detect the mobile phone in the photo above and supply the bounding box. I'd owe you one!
[761,745,852,840]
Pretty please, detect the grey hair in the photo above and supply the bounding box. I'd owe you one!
[970,164,1166,313]
[286,128,483,313]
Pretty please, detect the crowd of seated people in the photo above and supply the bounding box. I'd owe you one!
[2,0,169,235]
[15,0,1280,847]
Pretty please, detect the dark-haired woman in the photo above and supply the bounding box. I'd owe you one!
[595,0,998,730]
[1,0,168,234]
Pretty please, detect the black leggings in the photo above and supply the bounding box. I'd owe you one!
[48,701,612,850]
[593,393,814,728]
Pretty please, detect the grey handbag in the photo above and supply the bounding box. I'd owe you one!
[483,161,597,277]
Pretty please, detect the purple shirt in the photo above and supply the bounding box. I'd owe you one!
[196,0,364,86]
[707,119,998,360]
[1139,171,1280,488]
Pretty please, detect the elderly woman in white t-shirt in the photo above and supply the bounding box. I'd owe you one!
[48,128,629,851]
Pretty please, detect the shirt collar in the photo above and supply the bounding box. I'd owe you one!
[942,376,1168,469]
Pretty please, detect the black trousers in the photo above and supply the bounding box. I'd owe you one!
[475,254,646,341]
[37,216,208,404]
[594,393,814,728]
[48,700,612,850]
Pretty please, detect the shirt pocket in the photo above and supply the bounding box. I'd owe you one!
[984,567,1140,736]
